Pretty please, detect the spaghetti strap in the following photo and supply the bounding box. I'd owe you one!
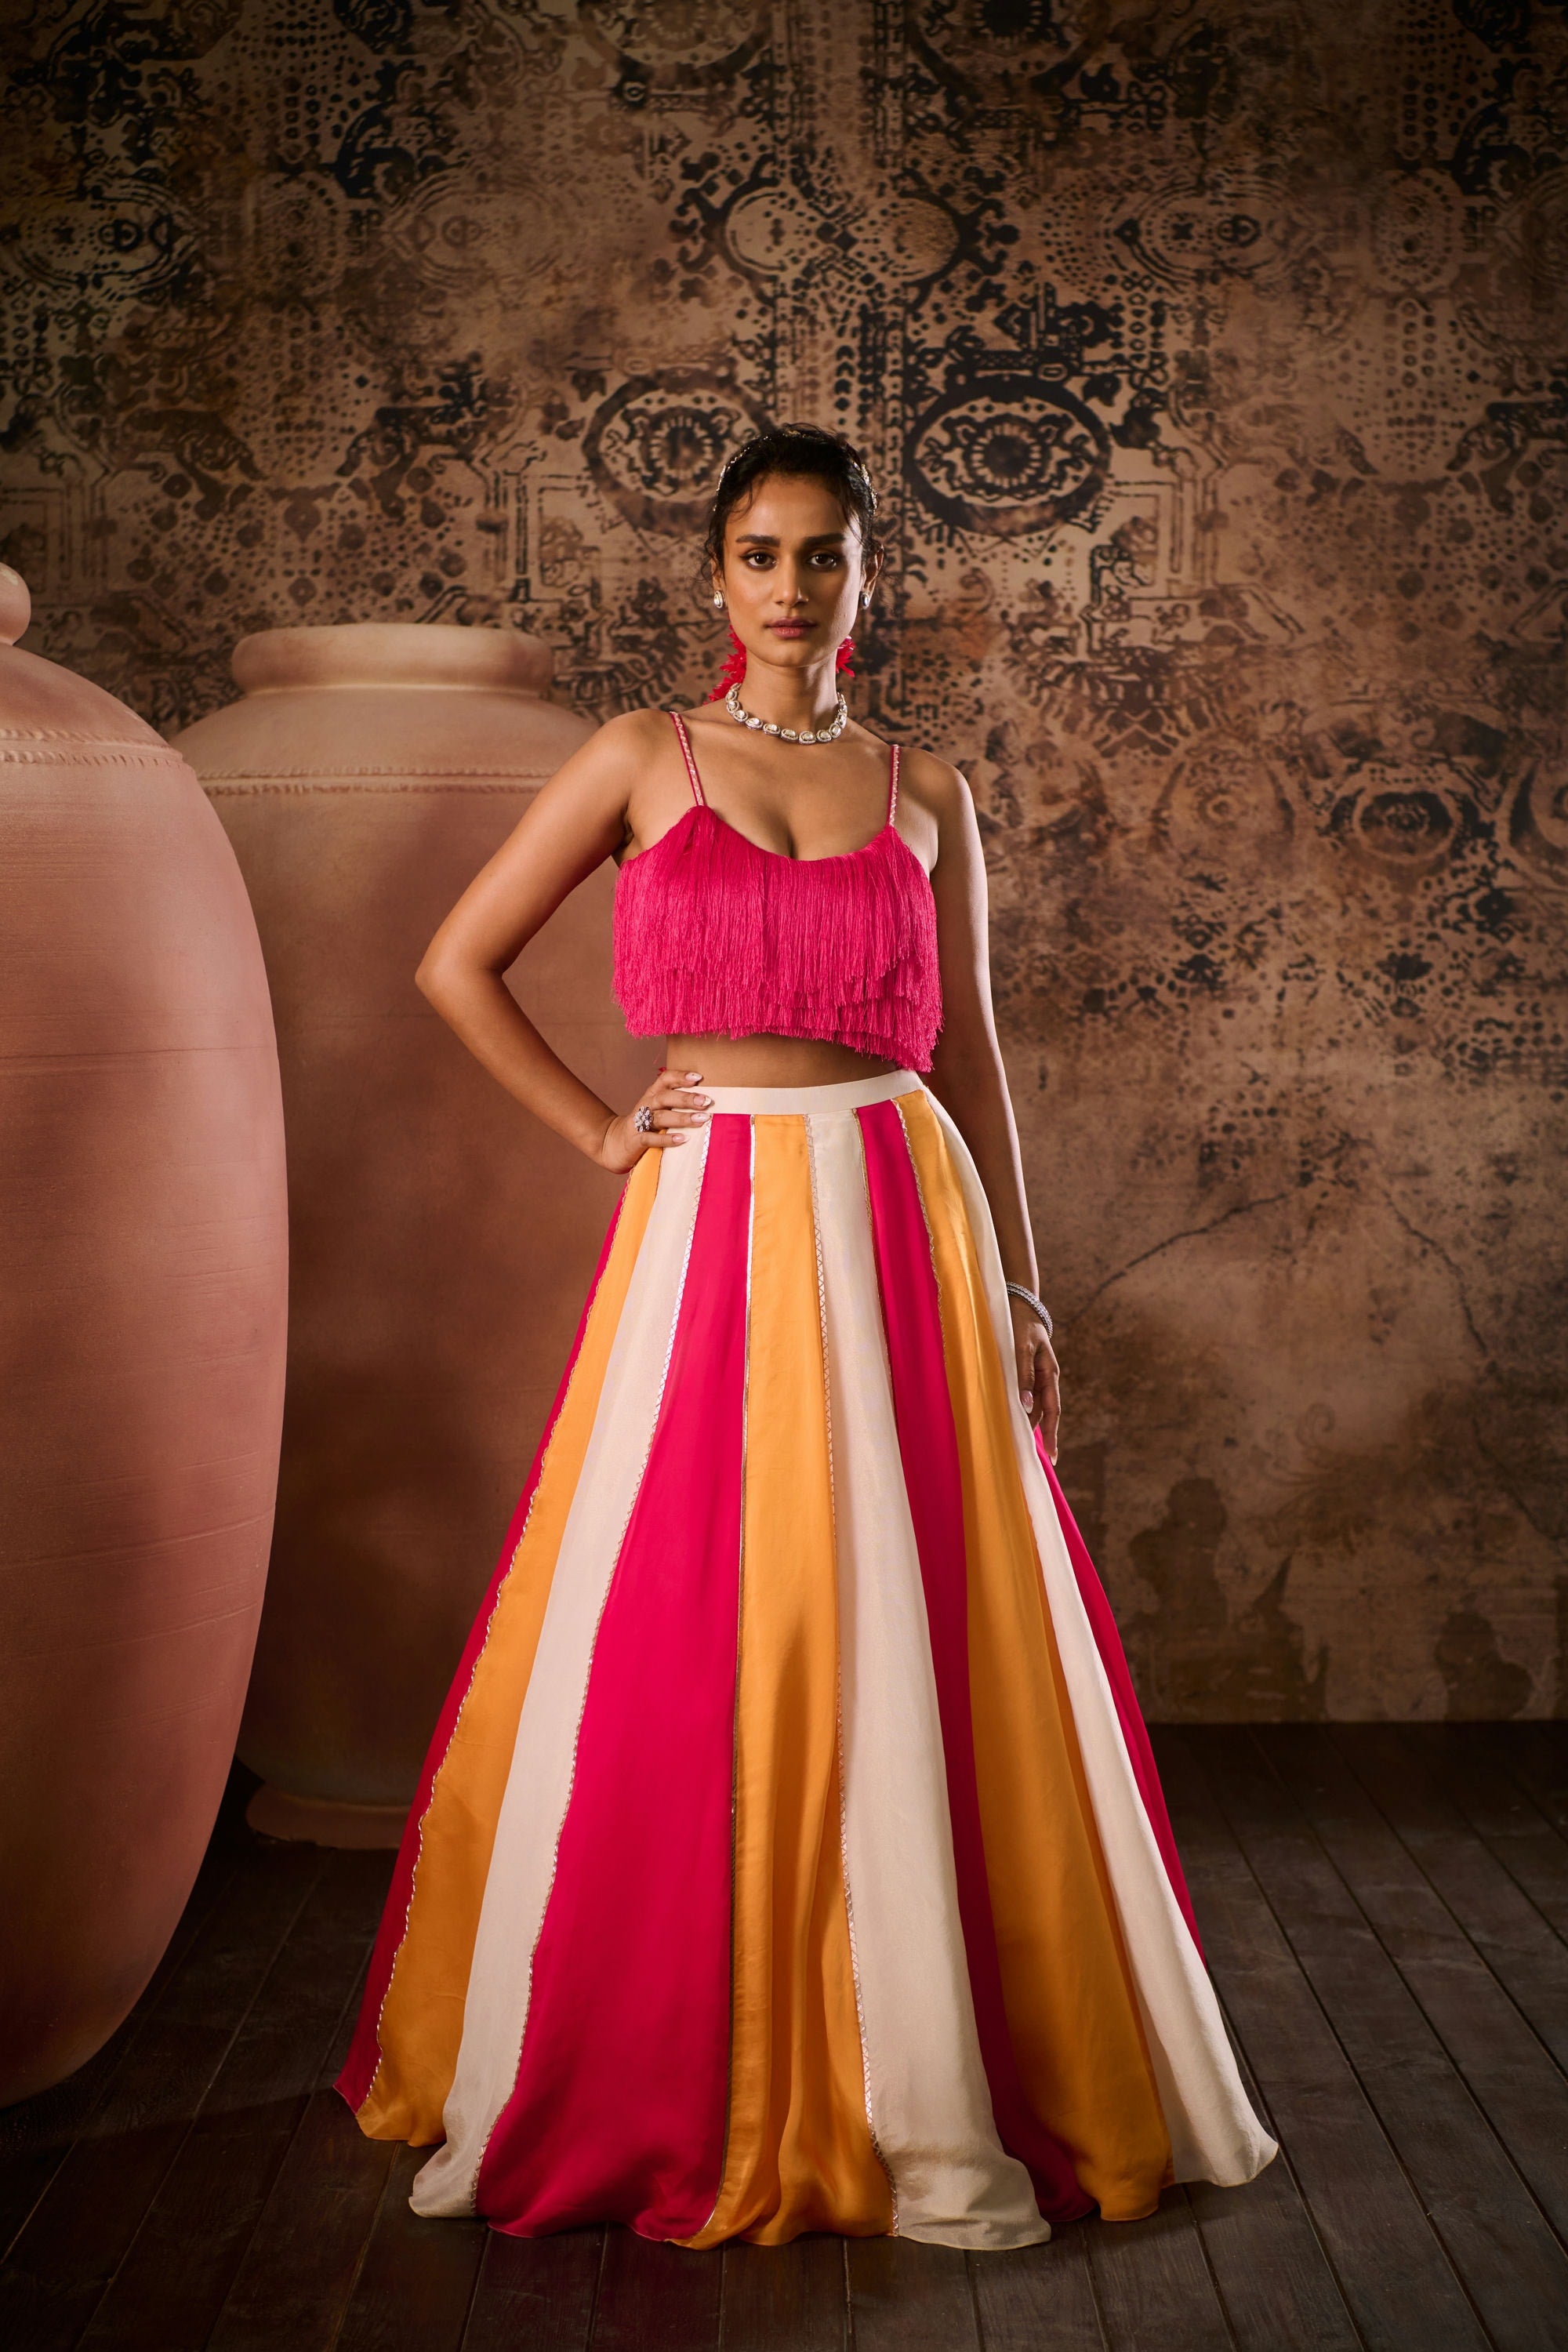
[669,710,706,808]
[887,742,902,829]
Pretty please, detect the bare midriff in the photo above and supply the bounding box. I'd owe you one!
[662,1033,904,1085]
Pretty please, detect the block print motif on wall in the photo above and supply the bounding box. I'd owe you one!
[3,0,1565,1716]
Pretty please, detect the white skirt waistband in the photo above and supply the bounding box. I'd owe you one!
[699,1069,924,1116]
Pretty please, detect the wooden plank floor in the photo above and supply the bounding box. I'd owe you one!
[3,1726,1566,2350]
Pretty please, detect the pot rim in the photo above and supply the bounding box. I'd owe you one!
[231,621,556,697]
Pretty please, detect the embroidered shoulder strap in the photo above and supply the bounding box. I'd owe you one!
[887,742,902,828]
[669,710,706,807]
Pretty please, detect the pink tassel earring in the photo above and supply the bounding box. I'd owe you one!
[708,626,858,701]
[706,623,748,703]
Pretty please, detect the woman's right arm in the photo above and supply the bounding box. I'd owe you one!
[413,708,710,1172]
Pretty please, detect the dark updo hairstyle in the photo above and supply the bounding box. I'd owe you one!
[703,423,882,581]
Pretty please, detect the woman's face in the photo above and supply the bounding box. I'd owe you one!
[712,471,881,676]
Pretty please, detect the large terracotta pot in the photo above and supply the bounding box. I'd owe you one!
[172,622,646,1845]
[0,564,287,2105]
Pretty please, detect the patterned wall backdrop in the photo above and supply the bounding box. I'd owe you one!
[5,0,1566,1718]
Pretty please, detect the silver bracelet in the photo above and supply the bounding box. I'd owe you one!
[1005,1280,1053,1338]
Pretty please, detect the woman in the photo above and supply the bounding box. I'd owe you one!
[336,423,1276,2249]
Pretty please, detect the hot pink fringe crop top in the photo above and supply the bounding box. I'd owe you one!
[612,711,943,1073]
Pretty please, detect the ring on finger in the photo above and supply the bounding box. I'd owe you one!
[633,1104,656,1134]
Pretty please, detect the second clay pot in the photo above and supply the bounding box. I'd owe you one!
[173,622,649,1843]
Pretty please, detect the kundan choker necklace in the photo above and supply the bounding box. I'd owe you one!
[724,681,848,745]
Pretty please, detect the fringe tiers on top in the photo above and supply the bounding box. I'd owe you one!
[612,717,943,1075]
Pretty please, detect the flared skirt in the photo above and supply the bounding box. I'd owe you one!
[336,1069,1276,2249]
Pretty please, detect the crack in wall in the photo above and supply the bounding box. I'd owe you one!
[1378,1190,1491,1363]
[1065,1191,1291,1328]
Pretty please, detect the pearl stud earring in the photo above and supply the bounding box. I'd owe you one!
[713,593,724,609]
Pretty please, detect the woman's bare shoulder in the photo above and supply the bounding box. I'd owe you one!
[584,705,682,755]
[539,705,679,791]
[890,738,974,825]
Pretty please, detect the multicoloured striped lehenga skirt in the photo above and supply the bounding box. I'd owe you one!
[336,1069,1276,2248]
